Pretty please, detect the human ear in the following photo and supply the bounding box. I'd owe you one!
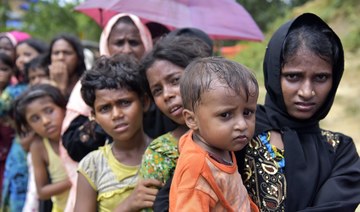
[90,110,96,122]
[142,94,151,113]
[182,109,198,130]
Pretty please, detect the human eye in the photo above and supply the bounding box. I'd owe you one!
[98,104,111,113]
[118,99,131,107]
[44,107,54,114]
[315,73,331,82]
[29,115,40,123]
[283,73,300,82]
[151,87,162,97]
[243,109,255,117]
[129,39,141,47]
[171,76,180,85]
[219,112,232,120]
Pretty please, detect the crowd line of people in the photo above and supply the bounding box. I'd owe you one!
[0,11,359,212]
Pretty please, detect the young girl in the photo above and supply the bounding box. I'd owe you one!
[15,39,48,81]
[75,54,161,212]
[13,84,71,212]
[139,35,211,184]
[240,13,360,211]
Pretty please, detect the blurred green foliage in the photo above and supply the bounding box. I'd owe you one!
[21,0,101,42]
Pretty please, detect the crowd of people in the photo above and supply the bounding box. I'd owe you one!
[0,11,359,212]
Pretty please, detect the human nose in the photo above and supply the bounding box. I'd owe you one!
[111,106,124,120]
[298,80,314,98]
[122,43,132,54]
[41,115,51,126]
[163,85,175,102]
[234,115,247,131]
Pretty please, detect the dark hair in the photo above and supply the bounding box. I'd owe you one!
[181,56,259,111]
[141,36,211,97]
[145,22,170,40]
[13,84,66,133]
[166,27,213,55]
[0,52,15,68]
[17,38,48,54]
[282,24,340,69]
[24,54,49,83]
[46,34,86,77]
[81,54,146,109]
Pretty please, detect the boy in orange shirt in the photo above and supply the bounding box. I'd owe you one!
[169,57,259,211]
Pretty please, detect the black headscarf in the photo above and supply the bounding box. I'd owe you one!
[255,13,360,211]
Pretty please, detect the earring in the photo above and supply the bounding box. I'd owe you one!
[311,90,315,96]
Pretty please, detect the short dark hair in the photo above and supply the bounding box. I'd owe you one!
[13,84,66,133]
[46,34,86,76]
[141,36,211,97]
[181,56,259,111]
[81,54,146,109]
[24,54,49,83]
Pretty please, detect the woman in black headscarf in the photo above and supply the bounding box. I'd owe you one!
[239,13,360,211]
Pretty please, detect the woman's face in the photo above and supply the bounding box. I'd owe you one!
[51,39,78,76]
[107,22,145,60]
[281,48,333,120]
[16,43,40,72]
[0,37,15,61]
[146,60,185,125]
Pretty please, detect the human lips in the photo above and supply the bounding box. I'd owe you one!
[113,122,129,133]
[168,105,183,116]
[45,125,58,135]
[233,135,248,144]
[294,101,316,112]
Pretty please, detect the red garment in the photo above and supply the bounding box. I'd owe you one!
[170,130,258,212]
[0,122,14,191]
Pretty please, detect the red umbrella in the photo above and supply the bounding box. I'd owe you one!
[75,0,264,41]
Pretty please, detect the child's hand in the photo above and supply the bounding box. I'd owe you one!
[115,179,163,212]
[19,130,39,152]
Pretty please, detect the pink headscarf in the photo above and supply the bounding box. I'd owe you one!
[0,30,31,46]
[99,13,153,56]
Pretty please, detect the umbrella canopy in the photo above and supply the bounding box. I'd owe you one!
[75,0,264,41]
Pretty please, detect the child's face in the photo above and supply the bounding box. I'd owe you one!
[281,48,332,120]
[189,79,258,152]
[93,88,146,143]
[28,68,49,85]
[25,96,65,142]
[146,60,185,125]
[0,61,13,90]
[16,43,40,72]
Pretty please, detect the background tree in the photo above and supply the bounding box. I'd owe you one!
[21,0,101,42]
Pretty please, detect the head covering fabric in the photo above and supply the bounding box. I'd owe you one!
[255,13,359,211]
[0,31,31,47]
[99,13,153,56]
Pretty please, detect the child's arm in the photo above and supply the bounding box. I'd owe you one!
[31,140,71,200]
[114,179,163,211]
[74,172,97,212]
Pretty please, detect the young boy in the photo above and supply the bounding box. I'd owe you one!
[170,57,259,211]
[74,54,162,212]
